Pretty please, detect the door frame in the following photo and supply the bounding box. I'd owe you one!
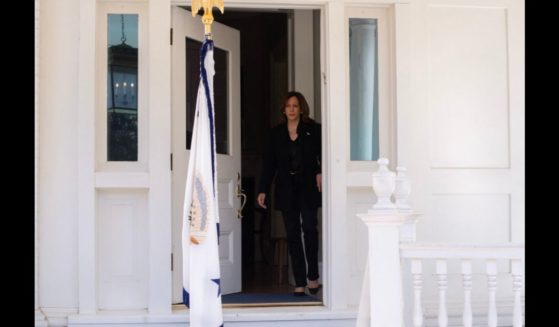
[168,0,337,307]
[182,0,334,310]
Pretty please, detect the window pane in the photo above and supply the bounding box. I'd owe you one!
[107,14,139,161]
[185,38,229,155]
[349,18,379,161]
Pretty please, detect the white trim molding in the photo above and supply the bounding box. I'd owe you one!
[147,0,173,313]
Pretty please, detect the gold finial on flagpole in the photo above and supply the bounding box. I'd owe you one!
[191,0,225,38]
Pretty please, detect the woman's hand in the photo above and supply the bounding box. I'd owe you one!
[257,193,267,209]
[316,173,322,192]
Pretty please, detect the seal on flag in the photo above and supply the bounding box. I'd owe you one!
[189,172,212,244]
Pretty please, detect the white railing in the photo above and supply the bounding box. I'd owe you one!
[400,243,525,327]
[356,211,525,327]
[356,158,525,327]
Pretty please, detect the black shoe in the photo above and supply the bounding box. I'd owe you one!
[308,284,321,295]
[293,286,306,296]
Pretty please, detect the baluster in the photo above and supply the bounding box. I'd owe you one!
[436,260,448,327]
[511,259,523,327]
[486,259,498,327]
[411,259,423,327]
[461,260,473,327]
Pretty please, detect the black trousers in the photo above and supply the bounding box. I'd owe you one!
[280,177,319,287]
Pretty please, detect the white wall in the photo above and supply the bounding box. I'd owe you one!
[398,0,525,314]
[342,0,524,310]
[406,0,524,253]
[38,0,80,309]
[97,190,149,310]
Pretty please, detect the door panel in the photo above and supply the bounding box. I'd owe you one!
[171,6,242,302]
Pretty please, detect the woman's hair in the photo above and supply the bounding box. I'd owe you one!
[281,91,314,123]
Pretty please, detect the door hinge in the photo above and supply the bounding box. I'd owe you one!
[170,28,173,45]
[170,153,173,171]
[171,253,174,271]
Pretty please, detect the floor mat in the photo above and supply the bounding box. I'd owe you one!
[221,292,322,307]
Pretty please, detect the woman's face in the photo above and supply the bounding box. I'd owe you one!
[284,96,302,122]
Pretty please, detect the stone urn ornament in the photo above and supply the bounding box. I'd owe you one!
[371,158,396,211]
[394,166,412,212]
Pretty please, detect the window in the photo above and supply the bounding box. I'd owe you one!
[346,7,393,169]
[349,18,379,161]
[107,14,139,161]
[185,38,229,155]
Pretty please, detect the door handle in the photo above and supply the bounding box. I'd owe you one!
[236,172,247,219]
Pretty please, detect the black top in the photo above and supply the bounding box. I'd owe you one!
[288,136,302,173]
[258,121,322,211]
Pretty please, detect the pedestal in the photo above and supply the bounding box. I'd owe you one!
[356,212,415,327]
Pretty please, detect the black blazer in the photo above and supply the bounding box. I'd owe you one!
[258,121,322,211]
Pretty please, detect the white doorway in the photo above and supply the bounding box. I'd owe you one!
[171,6,323,304]
[213,8,323,299]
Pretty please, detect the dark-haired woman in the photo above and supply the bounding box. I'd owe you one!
[257,91,322,296]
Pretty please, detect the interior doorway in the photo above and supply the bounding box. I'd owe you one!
[213,8,323,302]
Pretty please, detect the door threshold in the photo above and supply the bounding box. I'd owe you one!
[174,288,324,308]
[225,301,322,308]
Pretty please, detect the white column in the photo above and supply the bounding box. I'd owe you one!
[357,212,408,327]
[486,260,498,327]
[39,0,80,310]
[324,0,348,310]
[461,260,473,327]
[511,259,524,327]
[436,260,448,327]
[77,0,97,314]
[148,0,172,313]
[411,259,423,327]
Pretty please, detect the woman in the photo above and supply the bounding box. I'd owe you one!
[257,91,322,296]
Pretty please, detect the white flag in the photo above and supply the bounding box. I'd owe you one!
[182,37,224,327]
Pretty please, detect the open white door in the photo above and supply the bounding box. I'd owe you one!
[171,6,242,302]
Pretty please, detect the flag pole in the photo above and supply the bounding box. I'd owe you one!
[191,0,225,39]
